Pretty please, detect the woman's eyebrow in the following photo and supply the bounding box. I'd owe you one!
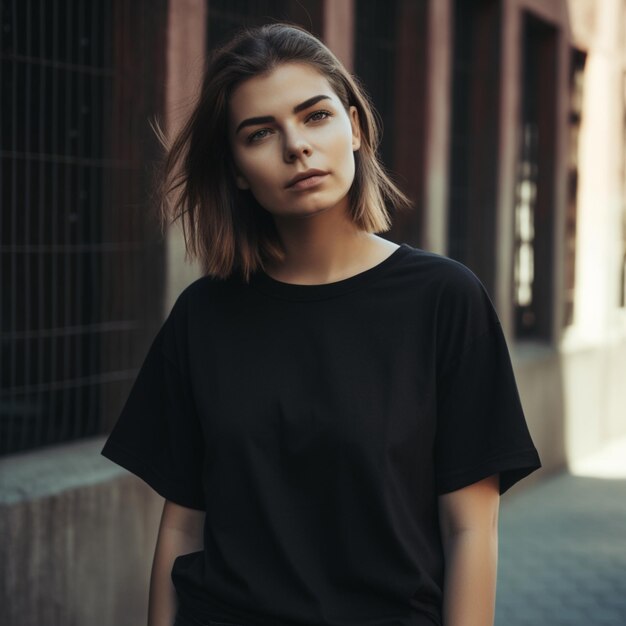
[235,94,332,134]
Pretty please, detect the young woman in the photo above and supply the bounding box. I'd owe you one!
[101,23,541,626]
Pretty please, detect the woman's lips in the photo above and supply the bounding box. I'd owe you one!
[287,173,328,191]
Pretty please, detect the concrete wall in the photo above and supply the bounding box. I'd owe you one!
[0,438,162,626]
[560,0,626,460]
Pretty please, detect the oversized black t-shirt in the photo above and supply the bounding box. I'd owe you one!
[101,243,541,626]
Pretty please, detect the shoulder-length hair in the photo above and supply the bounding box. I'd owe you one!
[154,22,412,281]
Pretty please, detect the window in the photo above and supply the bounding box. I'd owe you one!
[207,0,323,48]
[447,0,502,298]
[1,0,168,455]
[354,0,428,245]
[513,13,558,342]
[562,48,586,326]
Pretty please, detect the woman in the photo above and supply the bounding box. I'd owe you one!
[101,23,541,626]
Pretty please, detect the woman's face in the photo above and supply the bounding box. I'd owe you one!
[228,62,361,220]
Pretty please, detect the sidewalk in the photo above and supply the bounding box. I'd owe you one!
[495,438,626,626]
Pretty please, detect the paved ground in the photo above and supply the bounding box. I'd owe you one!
[495,442,626,626]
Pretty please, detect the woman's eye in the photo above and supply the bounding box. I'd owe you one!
[247,128,271,143]
[246,111,331,143]
[307,110,332,123]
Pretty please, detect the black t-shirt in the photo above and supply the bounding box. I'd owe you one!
[101,243,541,626]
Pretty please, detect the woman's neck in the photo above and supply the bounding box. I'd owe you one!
[265,215,398,285]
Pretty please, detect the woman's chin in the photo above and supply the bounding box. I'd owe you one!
[269,194,351,221]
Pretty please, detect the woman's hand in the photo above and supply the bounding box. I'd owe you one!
[147,500,206,626]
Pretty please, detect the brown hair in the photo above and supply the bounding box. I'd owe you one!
[154,22,412,281]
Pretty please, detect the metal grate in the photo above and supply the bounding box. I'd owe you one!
[1,0,168,456]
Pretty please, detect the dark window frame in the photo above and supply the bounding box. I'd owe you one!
[512,11,558,343]
[562,48,586,327]
[447,0,502,299]
[354,0,429,247]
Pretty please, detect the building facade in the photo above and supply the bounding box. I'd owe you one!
[1,1,625,624]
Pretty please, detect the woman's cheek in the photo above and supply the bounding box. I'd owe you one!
[239,153,271,187]
[329,128,354,161]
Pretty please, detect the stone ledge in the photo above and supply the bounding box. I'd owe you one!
[0,436,126,505]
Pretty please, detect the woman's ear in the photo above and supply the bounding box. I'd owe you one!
[349,105,362,152]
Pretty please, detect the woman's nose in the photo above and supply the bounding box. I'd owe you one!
[283,130,312,162]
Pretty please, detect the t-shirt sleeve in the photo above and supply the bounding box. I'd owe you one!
[433,261,542,496]
[100,290,205,510]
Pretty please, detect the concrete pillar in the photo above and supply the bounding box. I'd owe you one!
[164,0,207,313]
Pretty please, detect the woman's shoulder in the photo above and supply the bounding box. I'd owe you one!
[162,274,231,330]
[400,246,500,339]
[158,274,235,362]
[171,272,237,309]
[400,245,489,301]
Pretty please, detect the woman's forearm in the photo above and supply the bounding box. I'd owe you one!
[441,528,498,626]
[148,502,205,626]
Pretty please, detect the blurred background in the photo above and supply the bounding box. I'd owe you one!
[1,0,625,625]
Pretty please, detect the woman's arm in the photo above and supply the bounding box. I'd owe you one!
[437,474,500,626]
[148,499,206,626]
